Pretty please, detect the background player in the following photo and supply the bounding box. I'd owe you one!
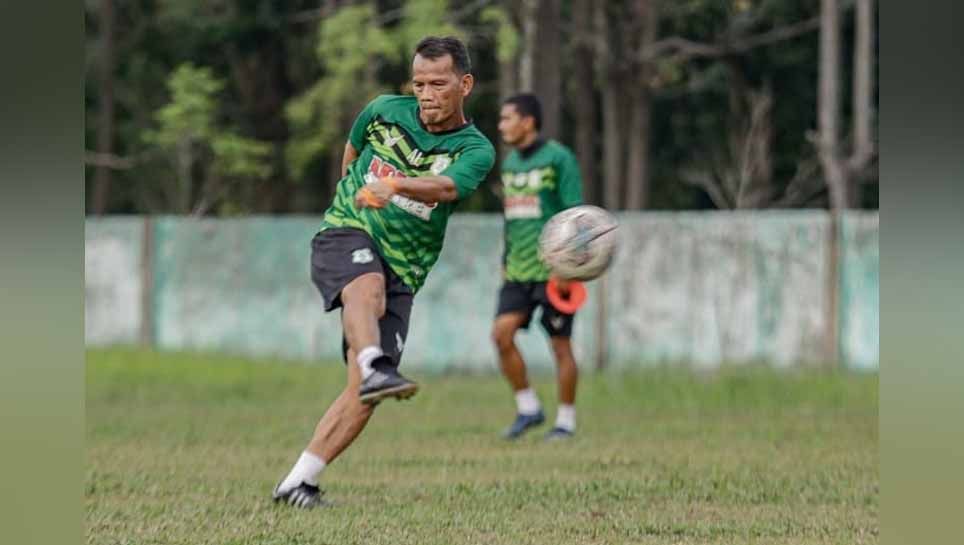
[492,93,584,441]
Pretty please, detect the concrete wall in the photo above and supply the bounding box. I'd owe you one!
[85,212,879,371]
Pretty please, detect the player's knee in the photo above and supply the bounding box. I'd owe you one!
[343,276,386,316]
[491,325,515,353]
[551,338,576,362]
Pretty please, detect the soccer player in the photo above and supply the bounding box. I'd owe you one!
[272,36,495,508]
[492,94,584,441]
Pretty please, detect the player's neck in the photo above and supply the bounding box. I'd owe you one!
[424,110,469,133]
[515,133,543,157]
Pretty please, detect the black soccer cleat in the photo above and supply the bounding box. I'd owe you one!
[359,367,419,405]
[502,410,546,439]
[544,426,575,441]
[273,481,329,509]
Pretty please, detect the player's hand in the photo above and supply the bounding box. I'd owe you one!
[546,276,586,314]
[354,177,398,209]
[551,277,572,298]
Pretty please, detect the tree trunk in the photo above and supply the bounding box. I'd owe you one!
[597,3,625,211]
[818,0,850,210]
[497,2,520,160]
[849,0,876,182]
[571,0,597,205]
[93,0,115,215]
[518,0,538,91]
[601,87,625,210]
[533,0,561,139]
[735,85,775,208]
[176,137,194,214]
[625,0,658,210]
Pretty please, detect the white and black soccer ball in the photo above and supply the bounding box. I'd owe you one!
[538,205,619,281]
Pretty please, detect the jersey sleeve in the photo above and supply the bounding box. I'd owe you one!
[441,140,496,199]
[348,97,381,151]
[558,149,584,208]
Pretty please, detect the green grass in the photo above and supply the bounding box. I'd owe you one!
[86,348,878,545]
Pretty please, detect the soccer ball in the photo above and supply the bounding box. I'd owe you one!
[539,205,619,281]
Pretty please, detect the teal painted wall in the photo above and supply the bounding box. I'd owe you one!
[85,212,879,370]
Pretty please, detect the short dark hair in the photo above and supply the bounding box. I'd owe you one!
[504,93,543,131]
[414,36,471,75]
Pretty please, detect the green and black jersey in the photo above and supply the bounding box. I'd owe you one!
[501,139,584,282]
[321,95,495,292]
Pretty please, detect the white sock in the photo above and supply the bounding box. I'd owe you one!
[514,388,541,415]
[356,345,383,380]
[279,450,326,492]
[555,404,576,431]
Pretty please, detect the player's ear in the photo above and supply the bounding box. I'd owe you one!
[460,73,474,97]
[524,115,535,133]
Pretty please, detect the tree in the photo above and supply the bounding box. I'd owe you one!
[285,0,464,202]
[92,0,115,215]
[532,0,561,140]
[569,0,599,205]
[594,0,660,210]
[82,0,878,215]
[818,0,876,210]
[658,0,831,209]
[143,64,272,215]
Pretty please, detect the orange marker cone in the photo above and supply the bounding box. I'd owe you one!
[546,277,587,314]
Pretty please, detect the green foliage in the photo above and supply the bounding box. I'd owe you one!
[85,0,876,214]
[211,132,272,180]
[395,0,464,54]
[285,0,467,179]
[286,4,398,178]
[144,63,223,146]
[142,63,272,212]
[480,6,519,63]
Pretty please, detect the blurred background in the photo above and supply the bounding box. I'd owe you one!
[84,0,877,215]
[84,0,878,372]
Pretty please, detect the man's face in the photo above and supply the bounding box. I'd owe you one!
[498,104,532,146]
[412,54,472,128]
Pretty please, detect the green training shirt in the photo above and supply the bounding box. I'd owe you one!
[501,139,584,282]
[321,95,495,292]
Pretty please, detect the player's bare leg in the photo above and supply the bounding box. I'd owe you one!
[306,347,374,464]
[493,312,545,438]
[341,272,386,359]
[546,336,578,439]
[492,312,530,390]
[549,336,577,405]
[341,273,418,404]
[274,273,412,507]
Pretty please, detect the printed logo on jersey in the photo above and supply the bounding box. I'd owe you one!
[367,119,455,173]
[502,167,555,219]
[430,156,452,175]
[365,156,438,221]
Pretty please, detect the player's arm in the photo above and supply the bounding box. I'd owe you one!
[341,142,359,178]
[558,150,585,208]
[357,142,495,209]
[342,97,381,178]
[357,176,458,209]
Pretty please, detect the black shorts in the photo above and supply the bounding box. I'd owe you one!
[310,228,413,367]
[496,281,575,338]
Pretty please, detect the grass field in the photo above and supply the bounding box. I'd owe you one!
[86,349,878,545]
